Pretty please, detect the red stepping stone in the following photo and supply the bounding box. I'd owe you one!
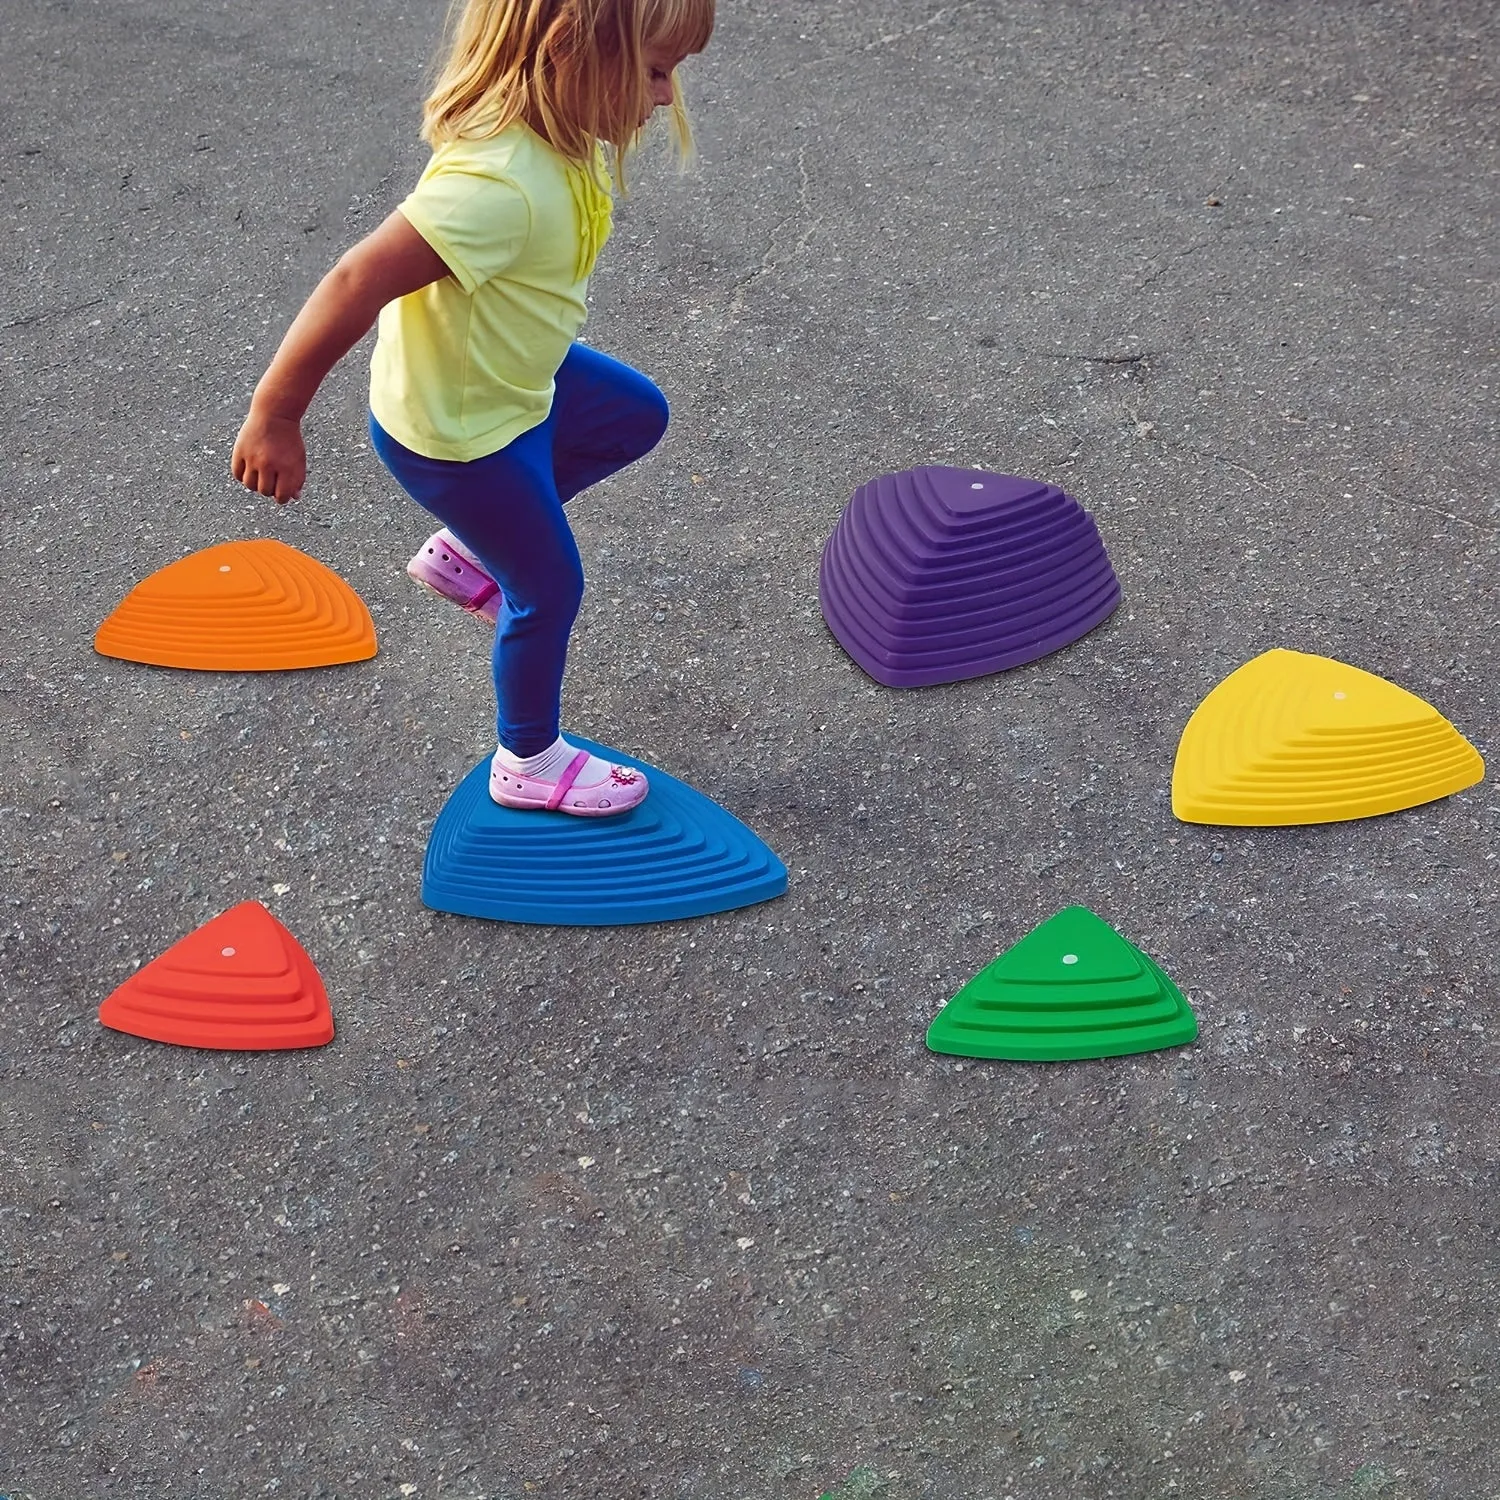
[99,902,334,1050]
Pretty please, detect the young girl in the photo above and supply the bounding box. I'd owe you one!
[231,0,714,816]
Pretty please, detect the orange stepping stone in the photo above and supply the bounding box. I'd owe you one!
[99,902,334,1050]
[94,538,376,671]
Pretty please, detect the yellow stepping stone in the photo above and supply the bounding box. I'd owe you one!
[1173,648,1484,826]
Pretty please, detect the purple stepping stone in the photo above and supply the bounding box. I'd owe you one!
[818,467,1122,688]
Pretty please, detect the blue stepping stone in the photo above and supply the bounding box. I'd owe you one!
[422,737,788,926]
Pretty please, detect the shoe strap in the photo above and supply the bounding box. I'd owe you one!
[545,750,592,811]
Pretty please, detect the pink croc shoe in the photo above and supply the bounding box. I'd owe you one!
[490,748,649,818]
[407,529,501,623]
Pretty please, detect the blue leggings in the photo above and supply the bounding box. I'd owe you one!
[370,343,669,757]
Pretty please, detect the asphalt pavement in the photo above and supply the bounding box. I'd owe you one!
[1,1,1497,1497]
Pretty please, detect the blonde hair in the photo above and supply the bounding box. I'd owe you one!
[421,0,713,177]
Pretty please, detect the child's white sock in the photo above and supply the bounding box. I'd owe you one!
[494,735,611,788]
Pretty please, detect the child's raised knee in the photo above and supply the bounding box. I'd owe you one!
[635,380,670,455]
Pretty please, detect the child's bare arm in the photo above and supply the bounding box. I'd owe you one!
[232,210,451,502]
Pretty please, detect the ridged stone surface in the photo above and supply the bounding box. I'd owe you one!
[1172,648,1485,826]
[926,905,1197,1062]
[98,902,335,1051]
[818,466,1121,687]
[423,737,788,926]
[94,538,377,671]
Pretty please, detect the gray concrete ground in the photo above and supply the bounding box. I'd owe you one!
[2,0,1497,1496]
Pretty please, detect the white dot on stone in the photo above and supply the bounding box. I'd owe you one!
[1333,691,1346,700]
[219,565,231,573]
[1062,953,1079,965]
[221,946,236,957]
[970,482,985,490]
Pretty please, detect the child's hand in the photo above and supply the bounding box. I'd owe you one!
[231,410,306,503]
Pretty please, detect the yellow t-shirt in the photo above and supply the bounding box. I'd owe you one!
[369,123,613,462]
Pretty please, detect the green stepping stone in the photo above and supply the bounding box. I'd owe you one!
[926,905,1197,1062]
